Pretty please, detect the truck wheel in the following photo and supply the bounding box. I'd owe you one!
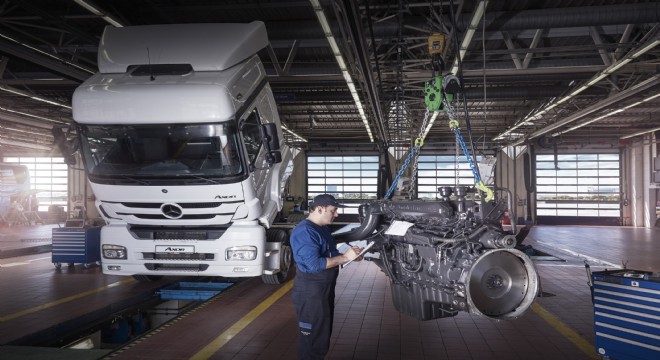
[261,229,294,285]
[132,275,164,282]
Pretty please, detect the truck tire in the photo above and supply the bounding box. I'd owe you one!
[261,229,294,284]
[132,275,164,282]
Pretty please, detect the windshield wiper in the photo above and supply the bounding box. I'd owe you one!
[178,174,221,184]
[116,174,152,185]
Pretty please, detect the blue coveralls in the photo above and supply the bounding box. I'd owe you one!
[290,219,340,360]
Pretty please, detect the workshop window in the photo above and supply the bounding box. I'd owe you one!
[2,157,68,212]
[307,155,378,214]
[417,155,483,199]
[535,153,620,219]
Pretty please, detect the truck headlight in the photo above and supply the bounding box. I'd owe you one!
[226,246,257,261]
[102,244,127,259]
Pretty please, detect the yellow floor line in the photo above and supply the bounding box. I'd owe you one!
[0,277,135,322]
[531,302,599,359]
[190,280,294,360]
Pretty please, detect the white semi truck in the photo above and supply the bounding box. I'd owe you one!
[69,22,294,283]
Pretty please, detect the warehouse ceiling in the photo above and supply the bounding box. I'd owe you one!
[0,0,658,156]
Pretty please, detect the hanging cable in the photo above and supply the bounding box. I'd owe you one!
[448,0,482,182]
[481,3,488,152]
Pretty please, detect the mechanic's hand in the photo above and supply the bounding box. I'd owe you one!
[343,246,360,261]
[352,246,364,261]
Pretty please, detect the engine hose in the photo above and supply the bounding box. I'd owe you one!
[334,205,382,242]
[466,225,488,242]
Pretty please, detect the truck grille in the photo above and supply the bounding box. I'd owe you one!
[142,253,214,260]
[122,202,224,208]
[129,226,227,240]
[144,263,210,271]
[132,214,218,220]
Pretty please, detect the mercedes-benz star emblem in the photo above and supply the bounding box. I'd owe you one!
[161,203,183,219]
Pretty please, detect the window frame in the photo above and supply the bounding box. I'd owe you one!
[535,153,621,219]
[2,157,68,212]
[306,155,379,214]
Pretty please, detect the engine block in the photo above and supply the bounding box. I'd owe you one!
[336,186,538,321]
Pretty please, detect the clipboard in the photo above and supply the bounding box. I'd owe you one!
[341,241,375,268]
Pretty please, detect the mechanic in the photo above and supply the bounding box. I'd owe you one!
[290,194,363,359]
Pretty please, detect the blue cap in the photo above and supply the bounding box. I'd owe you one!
[309,194,346,208]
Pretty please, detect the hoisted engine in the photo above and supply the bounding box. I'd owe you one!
[336,186,538,321]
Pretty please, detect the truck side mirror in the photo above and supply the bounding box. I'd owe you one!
[51,126,78,165]
[260,123,282,166]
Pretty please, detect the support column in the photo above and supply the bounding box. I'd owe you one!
[629,142,645,227]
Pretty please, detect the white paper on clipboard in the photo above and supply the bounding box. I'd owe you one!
[384,220,414,236]
[341,241,375,268]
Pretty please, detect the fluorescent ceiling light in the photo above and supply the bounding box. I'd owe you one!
[604,58,632,74]
[0,32,94,74]
[0,86,72,109]
[553,92,659,137]
[569,85,589,97]
[620,126,660,139]
[0,105,68,124]
[587,73,608,86]
[421,112,440,139]
[0,138,52,151]
[74,0,124,27]
[281,124,308,142]
[631,39,660,59]
[495,33,658,143]
[309,0,374,142]
[451,1,488,74]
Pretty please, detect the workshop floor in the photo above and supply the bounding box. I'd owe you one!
[1,224,657,359]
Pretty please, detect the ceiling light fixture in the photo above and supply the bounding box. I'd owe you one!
[450,1,488,74]
[0,32,94,74]
[495,36,659,141]
[552,92,660,137]
[281,124,308,142]
[620,126,660,140]
[0,138,52,151]
[0,105,69,124]
[309,0,374,142]
[73,0,124,27]
[0,86,72,109]
[421,112,440,139]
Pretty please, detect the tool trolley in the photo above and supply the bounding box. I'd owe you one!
[52,220,101,269]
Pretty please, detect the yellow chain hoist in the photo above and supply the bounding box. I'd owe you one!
[428,33,446,74]
[428,33,446,55]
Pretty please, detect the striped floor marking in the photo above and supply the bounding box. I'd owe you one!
[190,280,294,360]
[0,278,135,322]
[532,302,599,359]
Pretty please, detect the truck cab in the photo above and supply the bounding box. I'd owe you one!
[71,22,293,283]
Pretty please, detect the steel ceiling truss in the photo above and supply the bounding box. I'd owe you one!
[0,0,658,155]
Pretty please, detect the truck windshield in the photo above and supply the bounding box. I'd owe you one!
[79,123,244,182]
